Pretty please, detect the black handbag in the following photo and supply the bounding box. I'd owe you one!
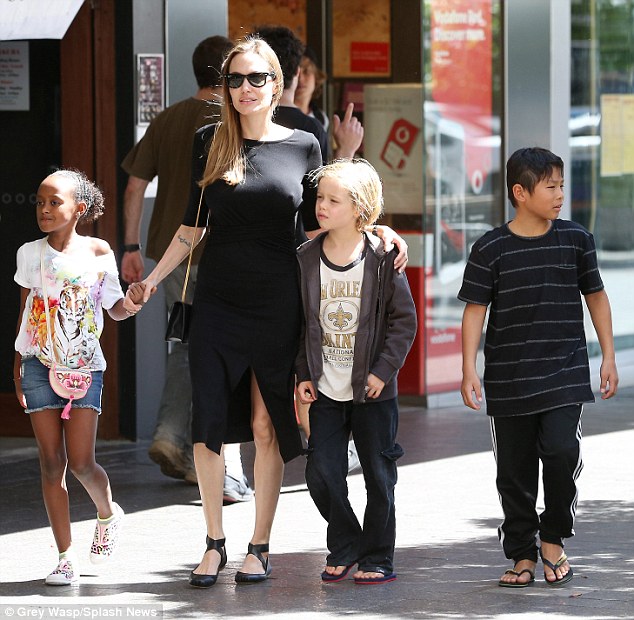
[165,189,204,343]
[165,300,192,343]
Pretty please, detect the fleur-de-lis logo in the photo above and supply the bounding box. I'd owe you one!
[328,303,353,331]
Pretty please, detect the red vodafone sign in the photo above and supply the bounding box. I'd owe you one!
[430,0,493,192]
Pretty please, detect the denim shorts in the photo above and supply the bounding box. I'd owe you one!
[20,356,103,414]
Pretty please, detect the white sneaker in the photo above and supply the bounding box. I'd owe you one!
[223,474,254,504]
[90,503,124,564]
[348,440,361,473]
[46,550,79,585]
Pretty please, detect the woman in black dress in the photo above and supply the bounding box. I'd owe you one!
[125,36,407,588]
[128,37,320,587]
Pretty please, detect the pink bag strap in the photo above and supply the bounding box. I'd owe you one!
[39,239,59,366]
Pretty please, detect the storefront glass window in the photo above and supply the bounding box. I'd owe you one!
[571,0,634,353]
[421,0,503,392]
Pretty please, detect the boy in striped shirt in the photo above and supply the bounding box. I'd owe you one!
[459,147,618,588]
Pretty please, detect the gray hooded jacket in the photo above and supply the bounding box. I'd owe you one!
[295,232,417,404]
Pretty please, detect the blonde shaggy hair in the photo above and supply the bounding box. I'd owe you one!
[310,158,383,232]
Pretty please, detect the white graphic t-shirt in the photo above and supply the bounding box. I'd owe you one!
[318,246,365,401]
[14,239,124,371]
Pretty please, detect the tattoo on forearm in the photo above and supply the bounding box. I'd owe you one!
[178,235,192,249]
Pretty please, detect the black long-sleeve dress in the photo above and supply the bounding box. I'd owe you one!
[182,124,322,462]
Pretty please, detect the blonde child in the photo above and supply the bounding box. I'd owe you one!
[14,169,143,585]
[295,159,417,584]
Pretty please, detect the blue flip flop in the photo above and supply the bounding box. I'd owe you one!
[321,563,355,583]
[354,571,397,585]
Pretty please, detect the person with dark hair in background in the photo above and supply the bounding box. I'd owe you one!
[296,45,364,160]
[255,25,329,164]
[295,45,329,129]
[120,35,254,504]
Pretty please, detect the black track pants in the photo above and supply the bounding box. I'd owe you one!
[490,404,583,562]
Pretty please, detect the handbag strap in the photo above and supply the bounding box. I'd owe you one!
[39,239,59,365]
[180,188,205,303]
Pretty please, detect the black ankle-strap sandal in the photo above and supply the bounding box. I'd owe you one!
[188,536,227,588]
[234,542,272,583]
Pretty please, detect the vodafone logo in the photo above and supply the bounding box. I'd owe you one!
[430,331,456,344]
[471,169,483,194]
[395,125,412,145]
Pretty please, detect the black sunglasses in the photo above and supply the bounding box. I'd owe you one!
[223,72,275,89]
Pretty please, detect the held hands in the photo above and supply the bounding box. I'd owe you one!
[297,381,317,404]
[123,282,156,316]
[365,373,385,399]
[461,370,483,410]
[599,358,618,399]
[367,225,409,272]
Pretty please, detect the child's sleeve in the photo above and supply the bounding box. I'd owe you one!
[578,231,604,295]
[294,268,311,383]
[295,318,310,384]
[457,241,493,306]
[14,244,32,289]
[100,251,125,310]
[370,264,418,385]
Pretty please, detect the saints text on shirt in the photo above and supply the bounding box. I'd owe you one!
[318,259,365,400]
[321,279,362,300]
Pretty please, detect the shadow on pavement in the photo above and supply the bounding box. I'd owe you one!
[1,500,632,618]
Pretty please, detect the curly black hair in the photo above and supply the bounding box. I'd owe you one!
[51,168,105,222]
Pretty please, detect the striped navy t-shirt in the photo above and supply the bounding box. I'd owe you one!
[458,219,604,417]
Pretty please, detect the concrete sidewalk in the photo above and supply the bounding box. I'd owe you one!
[1,359,633,618]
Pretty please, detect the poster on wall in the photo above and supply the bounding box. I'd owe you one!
[430,0,493,198]
[601,94,634,176]
[137,54,164,126]
[332,0,390,78]
[363,84,423,214]
[425,0,494,394]
[0,42,29,111]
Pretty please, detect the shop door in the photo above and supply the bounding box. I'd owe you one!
[0,1,120,437]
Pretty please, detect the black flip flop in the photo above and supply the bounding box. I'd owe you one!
[498,567,535,588]
[541,551,574,586]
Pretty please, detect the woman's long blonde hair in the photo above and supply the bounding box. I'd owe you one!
[199,36,284,187]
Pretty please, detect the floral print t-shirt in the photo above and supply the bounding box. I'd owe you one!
[14,238,124,371]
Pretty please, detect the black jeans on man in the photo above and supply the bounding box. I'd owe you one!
[305,393,403,574]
